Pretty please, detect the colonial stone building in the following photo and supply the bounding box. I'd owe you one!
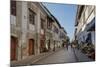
[10,1,68,64]
[75,5,95,47]
[59,27,67,47]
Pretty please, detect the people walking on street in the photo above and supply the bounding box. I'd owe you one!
[66,43,69,50]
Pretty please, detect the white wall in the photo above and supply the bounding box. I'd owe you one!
[86,9,95,24]
[10,15,16,25]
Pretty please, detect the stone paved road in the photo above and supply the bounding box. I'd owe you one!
[33,46,77,64]
[33,46,94,65]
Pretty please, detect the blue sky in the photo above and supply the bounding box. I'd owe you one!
[43,2,77,41]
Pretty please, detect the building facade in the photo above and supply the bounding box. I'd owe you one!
[59,27,68,47]
[75,5,95,47]
[10,1,68,63]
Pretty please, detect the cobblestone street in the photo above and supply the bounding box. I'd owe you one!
[33,46,93,65]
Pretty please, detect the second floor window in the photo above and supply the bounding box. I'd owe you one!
[54,26,59,34]
[11,1,16,16]
[41,19,44,29]
[29,8,36,25]
[47,17,52,30]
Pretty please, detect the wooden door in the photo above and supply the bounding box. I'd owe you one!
[40,40,45,53]
[11,36,17,61]
[29,39,34,55]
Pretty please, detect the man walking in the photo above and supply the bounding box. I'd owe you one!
[66,44,69,50]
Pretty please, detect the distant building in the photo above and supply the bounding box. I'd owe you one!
[75,5,95,47]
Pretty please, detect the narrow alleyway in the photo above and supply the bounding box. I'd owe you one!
[33,46,93,65]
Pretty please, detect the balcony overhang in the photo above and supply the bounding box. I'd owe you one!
[85,17,95,31]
